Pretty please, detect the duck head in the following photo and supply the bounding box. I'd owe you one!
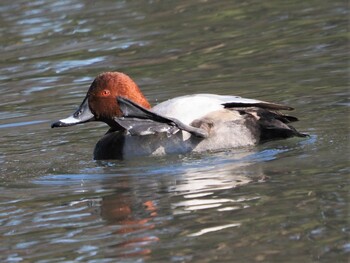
[51,72,151,129]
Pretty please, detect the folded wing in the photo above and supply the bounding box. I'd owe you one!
[114,97,209,138]
[113,96,307,141]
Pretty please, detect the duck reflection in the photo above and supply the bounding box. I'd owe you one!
[99,178,159,258]
[98,149,272,257]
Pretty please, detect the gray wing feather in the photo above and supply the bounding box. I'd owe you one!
[115,97,208,138]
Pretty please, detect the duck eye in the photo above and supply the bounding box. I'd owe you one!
[101,89,110,96]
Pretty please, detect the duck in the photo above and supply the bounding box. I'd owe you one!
[51,72,307,160]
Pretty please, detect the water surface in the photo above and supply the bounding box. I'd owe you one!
[0,0,349,262]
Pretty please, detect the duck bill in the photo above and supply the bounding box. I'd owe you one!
[51,96,95,128]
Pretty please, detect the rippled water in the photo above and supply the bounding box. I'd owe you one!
[0,0,349,262]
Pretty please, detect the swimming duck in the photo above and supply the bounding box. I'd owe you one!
[52,72,306,159]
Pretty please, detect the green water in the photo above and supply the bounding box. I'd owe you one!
[0,0,348,262]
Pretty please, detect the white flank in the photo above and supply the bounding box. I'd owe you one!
[152,94,263,125]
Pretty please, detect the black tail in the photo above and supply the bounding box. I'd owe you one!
[253,108,308,141]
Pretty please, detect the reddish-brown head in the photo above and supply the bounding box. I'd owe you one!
[88,72,151,120]
[51,72,151,129]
